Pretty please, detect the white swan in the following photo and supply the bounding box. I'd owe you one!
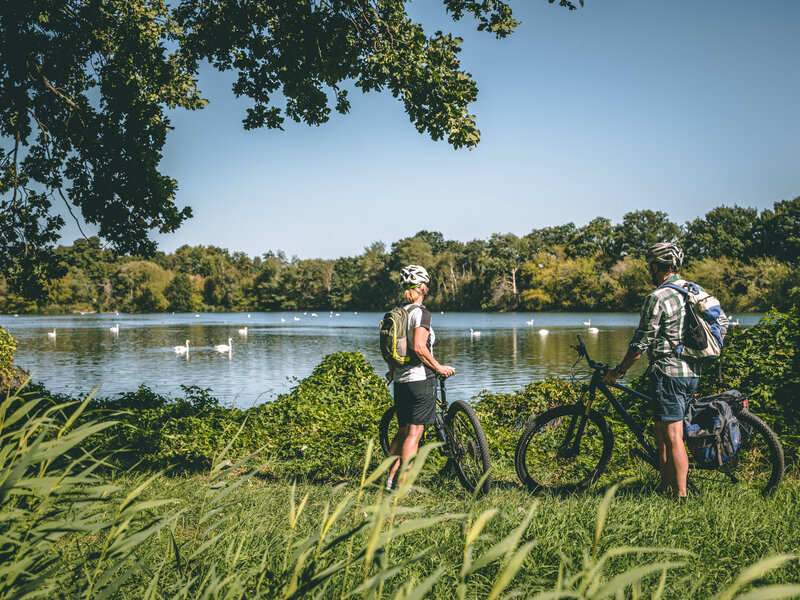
[280,317,286,322]
[311,313,318,317]
[583,319,592,326]
[238,326,248,335]
[47,328,57,339]
[335,313,340,317]
[730,317,740,326]
[538,329,549,335]
[470,328,481,337]
[214,338,233,353]
[587,326,599,334]
[525,319,535,326]
[294,316,300,321]
[109,323,120,334]
[174,340,190,354]
[247,314,251,318]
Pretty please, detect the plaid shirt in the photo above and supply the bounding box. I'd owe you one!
[629,274,728,378]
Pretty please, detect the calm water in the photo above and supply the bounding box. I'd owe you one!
[1,311,762,407]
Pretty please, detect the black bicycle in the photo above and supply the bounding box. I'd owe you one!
[379,375,492,495]
[515,335,784,495]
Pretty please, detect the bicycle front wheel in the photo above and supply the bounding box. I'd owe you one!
[446,400,492,495]
[688,409,784,495]
[515,404,614,494]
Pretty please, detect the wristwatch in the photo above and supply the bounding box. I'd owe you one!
[614,364,627,377]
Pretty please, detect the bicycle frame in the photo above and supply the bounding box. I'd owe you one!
[572,336,659,469]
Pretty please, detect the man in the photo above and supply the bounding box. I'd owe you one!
[603,242,728,498]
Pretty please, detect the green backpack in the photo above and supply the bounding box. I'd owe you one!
[379,305,421,368]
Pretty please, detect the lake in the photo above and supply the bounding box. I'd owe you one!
[1,311,762,407]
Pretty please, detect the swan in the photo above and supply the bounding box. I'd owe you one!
[294,316,300,321]
[587,326,599,334]
[174,340,189,354]
[311,313,318,317]
[109,324,120,334]
[730,317,740,326]
[280,317,286,322]
[238,326,248,335]
[354,312,358,315]
[525,319,535,326]
[470,328,481,337]
[214,338,233,352]
[335,313,340,317]
[47,328,57,339]
[247,314,251,318]
[194,314,200,318]
[583,319,592,326]
[538,329,549,335]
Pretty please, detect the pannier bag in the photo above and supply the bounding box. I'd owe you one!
[379,305,421,369]
[683,393,743,467]
[663,280,725,360]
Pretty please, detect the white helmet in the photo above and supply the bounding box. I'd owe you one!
[646,242,684,269]
[400,264,430,288]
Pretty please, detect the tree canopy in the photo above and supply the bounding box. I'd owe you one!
[0,0,581,298]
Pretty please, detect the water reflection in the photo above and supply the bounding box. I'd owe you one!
[1,312,762,407]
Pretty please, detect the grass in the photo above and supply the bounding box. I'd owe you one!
[3,385,800,599]
[89,454,800,599]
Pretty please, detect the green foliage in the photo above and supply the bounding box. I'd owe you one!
[699,307,800,459]
[474,378,579,464]
[3,198,800,313]
[0,326,14,374]
[253,351,392,477]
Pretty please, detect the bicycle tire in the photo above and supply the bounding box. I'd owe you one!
[446,400,492,495]
[378,406,396,457]
[515,404,614,494]
[688,409,784,495]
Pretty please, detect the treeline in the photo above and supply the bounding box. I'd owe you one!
[1,199,798,314]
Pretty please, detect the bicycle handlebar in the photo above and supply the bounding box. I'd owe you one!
[573,334,609,373]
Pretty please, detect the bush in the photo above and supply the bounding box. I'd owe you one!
[80,351,392,476]
[0,326,15,374]
[699,306,800,462]
[251,350,392,478]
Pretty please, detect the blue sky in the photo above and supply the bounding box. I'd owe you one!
[66,0,800,259]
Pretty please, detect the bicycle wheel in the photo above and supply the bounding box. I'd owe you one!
[515,404,614,493]
[446,400,492,495]
[688,409,784,495]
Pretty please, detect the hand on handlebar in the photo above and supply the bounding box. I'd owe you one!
[437,365,455,377]
[603,368,622,385]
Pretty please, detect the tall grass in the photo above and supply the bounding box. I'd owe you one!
[2,383,800,599]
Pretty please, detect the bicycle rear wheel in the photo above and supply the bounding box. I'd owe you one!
[515,404,614,494]
[446,400,492,495]
[688,409,784,495]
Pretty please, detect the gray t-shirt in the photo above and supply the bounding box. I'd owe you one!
[393,303,435,383]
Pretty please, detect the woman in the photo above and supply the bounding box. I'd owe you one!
[385,264,455,491]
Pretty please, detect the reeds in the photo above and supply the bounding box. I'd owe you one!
[2,382,799,599]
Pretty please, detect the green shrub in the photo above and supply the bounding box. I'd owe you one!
[0,326,15,374]
[251,350,392,478]
[699,306,800,461]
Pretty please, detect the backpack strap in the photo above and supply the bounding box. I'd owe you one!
[659,281,693,357]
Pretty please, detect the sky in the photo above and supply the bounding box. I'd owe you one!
[61,0,800,260]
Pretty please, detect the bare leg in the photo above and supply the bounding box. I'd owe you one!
[388,425,409,481]
[654,421,688,496]
[391,424,424,487]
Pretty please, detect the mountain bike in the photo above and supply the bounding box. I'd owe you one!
[379,375,492,495]
[514,335,784,495]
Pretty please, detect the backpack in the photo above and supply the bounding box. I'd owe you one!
[683,394,742,467]
[663,280,724,360]
[379,305,421,369]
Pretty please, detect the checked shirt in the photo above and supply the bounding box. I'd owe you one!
[628,274,728,378]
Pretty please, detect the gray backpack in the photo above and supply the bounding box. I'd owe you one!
[683,392,743,467]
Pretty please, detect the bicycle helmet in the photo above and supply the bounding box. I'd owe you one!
[645,242,684,269]
[400,264,430,288]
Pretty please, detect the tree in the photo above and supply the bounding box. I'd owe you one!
[612,210,680,257]
[755,196,800,263]
[166,272,196,312]
[1,0,579,297]
[681,205,758,262]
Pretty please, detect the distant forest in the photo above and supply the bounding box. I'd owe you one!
[2,199,798,314]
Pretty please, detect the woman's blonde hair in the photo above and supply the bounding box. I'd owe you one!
[404,286,425,305]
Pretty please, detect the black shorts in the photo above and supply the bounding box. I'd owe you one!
[393,377,437,427]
